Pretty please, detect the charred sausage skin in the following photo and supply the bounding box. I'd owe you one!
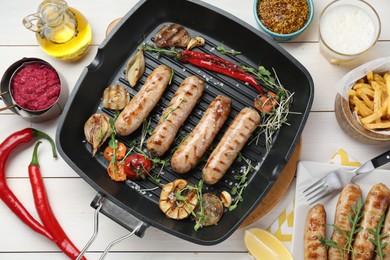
[304,204,327,260]
[202,107,260,185]
[170,95,232,174]
[328,183,362,260]
[147,75,204,156]
[115,65,171,136]
[352,183,390,260]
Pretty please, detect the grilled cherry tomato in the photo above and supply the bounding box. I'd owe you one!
[124,154,152,180]
[254,92,278,113]
[107,160,127,181]
[103,142,126,161]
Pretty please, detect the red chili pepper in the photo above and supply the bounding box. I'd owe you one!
[0,128,56,241]
[179,50,266,95]
[29,141,85,260]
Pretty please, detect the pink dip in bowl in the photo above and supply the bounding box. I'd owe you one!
[11,62,61,111]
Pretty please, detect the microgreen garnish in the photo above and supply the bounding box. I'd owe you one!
[229,158,253,211]
[194,180,205,231]
[163,98,187,120]
[171,132,189,154]
[108,110,121,163]
[369,214,388,260]
[174,180,205,231]
[169,69,174,85]
[139,117,152,149]
[320,198,364,257]
[244,66,295,152]
[216,45,241,56]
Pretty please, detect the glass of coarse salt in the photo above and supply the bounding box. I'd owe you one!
[319,0,381,64]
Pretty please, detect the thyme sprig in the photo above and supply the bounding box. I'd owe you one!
[216,45,241,56]
[319,198,364,257]
[229,158,254,211]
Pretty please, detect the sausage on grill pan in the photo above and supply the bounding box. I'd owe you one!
[115,65,171,136]
[147,75,204,156]
[170,95,231,174]
[202,107,260,185]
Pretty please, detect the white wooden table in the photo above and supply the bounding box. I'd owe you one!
[1,0,389,259]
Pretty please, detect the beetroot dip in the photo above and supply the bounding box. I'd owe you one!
[11,62,61,111]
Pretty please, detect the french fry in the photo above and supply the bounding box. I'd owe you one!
[384,73,390,116]
[372,81,382,123]
[353,96,373,118]
[348,71,390,131]
[361,98,387,125]
[365,121,390,130]
[356,88,374,109]
[352,83,372,90]
[367,71,374,82]
[374,73,385,84]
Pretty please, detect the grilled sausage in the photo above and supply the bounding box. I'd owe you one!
[377,208,390,260]
[304,204,327,260]
[202,107,260,185]
[352,183,390,260]
[328,183,362,260]
[146,75,204,156]
[155,24,190,48]
[115,65,171,136]
[170,95,231,174]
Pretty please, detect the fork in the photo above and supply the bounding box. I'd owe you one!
[303,149,390,204]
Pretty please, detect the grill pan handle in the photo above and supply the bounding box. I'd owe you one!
[90,192,149,237]
[76,192,148,259]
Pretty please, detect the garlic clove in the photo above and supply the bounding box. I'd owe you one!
[126,48,145,87]
[187,36,205,50]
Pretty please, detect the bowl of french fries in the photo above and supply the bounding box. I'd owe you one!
[335,57,390,144]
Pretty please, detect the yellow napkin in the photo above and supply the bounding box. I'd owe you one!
[267,148,361,250]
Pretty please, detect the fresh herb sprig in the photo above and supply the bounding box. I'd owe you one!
[108,110,121,163]
[163,98,187,120]
[319,198,364,258]
[244,66,295,151]
[369,214,388,260]
[193,180,205,231]
[216,45,241,56]
[229,158,254,211]
[175,180,205,231]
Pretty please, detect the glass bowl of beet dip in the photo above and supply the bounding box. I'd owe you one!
[0,57,68,122]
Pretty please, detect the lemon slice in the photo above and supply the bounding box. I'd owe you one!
[244,228,293,260]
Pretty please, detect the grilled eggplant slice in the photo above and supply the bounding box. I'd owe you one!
[155,24,190,48]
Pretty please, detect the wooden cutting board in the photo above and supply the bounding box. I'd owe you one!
[240,139,301,227]
[106,18,301,227]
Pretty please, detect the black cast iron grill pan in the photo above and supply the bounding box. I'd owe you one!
[56,0,314,245]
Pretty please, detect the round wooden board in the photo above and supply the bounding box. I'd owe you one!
[105,18,301,228]
[240,139,301,227]
[106,18,122,36]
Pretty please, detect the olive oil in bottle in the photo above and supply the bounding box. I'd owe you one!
[23,0,92,61]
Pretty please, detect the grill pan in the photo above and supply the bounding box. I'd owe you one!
[56,0,314,245]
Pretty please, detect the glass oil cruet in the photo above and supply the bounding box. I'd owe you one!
[23,0,92,61]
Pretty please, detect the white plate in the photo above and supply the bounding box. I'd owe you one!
[291,161,390,259]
